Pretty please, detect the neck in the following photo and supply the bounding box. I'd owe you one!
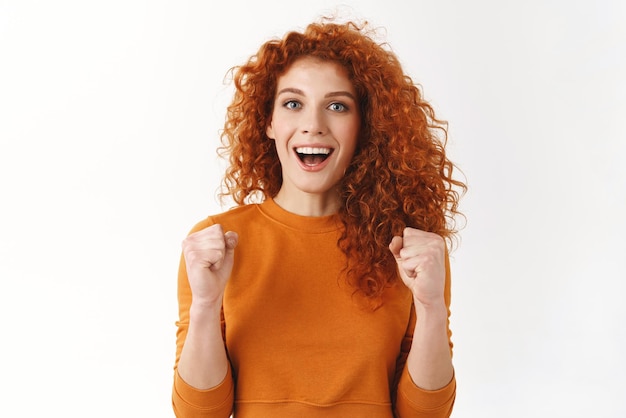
[273,188,341,217]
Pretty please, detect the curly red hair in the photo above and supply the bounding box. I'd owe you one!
[219,20,466,300]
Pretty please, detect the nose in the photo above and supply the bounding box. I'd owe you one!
[301,107,326,136]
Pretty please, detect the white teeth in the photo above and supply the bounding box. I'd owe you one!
[295,147,331,155]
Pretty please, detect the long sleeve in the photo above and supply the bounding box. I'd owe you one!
[172,218,235,418]
[395,368,456,417]
[172,366,234,418]
[392,253,456,417]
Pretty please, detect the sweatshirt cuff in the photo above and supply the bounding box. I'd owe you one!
[397,366,456,412]
[173,366,234,412]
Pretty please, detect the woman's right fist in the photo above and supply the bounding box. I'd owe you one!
[182,224,238,305]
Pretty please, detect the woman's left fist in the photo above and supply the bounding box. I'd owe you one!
[389,227,446,308]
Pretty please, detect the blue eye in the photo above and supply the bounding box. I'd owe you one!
[328,102,347,112]
[284,100,301,110]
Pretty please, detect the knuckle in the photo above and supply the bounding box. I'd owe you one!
[209,223,224,234]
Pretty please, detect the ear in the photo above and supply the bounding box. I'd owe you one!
[265,121,275,140]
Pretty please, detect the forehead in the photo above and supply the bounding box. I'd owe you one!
[276,57,355,92]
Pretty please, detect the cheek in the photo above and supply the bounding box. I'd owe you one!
[339,140,358,167]
[344,124,360,155]
[268,116,295,140]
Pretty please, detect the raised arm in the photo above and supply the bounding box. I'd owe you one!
[389,228,456,417]
[173,223,238,417]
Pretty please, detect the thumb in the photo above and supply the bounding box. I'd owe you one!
[224,231,239,251]
[388,235,403,261]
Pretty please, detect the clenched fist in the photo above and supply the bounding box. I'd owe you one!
[389,227,446,309]
[182,224,238,306]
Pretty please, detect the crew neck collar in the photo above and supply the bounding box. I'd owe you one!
[258,198,342,233]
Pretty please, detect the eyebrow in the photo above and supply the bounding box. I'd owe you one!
[276,87,356,101]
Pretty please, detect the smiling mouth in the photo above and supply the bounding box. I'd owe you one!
[295,147,334,166]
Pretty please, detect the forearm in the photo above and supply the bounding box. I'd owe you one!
[406,302,454,390]
[177,301,230,389]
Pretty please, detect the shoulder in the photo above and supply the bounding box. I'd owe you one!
[187,204,261,235]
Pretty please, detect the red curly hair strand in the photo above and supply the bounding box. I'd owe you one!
[218,20,466,300]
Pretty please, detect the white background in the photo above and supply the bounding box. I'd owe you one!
[1,1,624,417]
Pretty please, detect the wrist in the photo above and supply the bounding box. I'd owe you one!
[189,298,223,322]
[414,299,448,322]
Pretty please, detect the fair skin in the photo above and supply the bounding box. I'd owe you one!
[389,229,455,389]
[266,57,361,217]
[177,56,453,392]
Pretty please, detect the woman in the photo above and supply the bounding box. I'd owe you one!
[172,19,465,418]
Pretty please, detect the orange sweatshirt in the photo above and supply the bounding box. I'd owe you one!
[172,199,456,417]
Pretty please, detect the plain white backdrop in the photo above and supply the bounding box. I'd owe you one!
[1,0,624,416]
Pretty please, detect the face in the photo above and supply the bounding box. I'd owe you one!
[266,57,360,205]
